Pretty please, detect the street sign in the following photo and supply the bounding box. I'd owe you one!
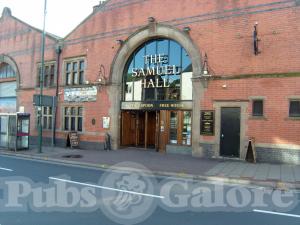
[33,95,57,107]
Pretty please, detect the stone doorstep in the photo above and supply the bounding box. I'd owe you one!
[1,150,300,191]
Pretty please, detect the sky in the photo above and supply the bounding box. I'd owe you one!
[0,0,104,37]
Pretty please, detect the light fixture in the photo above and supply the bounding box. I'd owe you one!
[201,53,212,78]
[148,16,155,23]
[253,22,261,55]
[191,53,213,88]
[116,39,124,45]
[183,26,191,33]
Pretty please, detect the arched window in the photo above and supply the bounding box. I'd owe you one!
[0,63,16,79]
[123,38,193,102]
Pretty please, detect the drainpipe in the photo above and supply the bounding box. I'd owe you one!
[52,44,62,146]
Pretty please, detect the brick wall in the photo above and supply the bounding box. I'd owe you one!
[1,0,300,150]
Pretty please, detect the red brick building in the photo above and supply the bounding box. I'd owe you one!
[1,0,300,164]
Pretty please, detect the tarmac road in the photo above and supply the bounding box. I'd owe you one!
[0,155,299,225]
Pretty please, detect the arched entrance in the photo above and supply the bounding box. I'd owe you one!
[0,55,19,113]
[109,23,203,154]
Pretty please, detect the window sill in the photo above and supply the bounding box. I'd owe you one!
[249,116,267,120]
[285,117,300,121]
[61,130,84,134]
[35,86,56,90]
[62,84,88,88]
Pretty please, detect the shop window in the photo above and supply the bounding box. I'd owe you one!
[0,63,16,79]
[37,62,56,88]
[63,106,83,132]
[252,100,264,117]
[182,111,192,145]
[169,112,178,144]
[168,111,192,146]
[289,100,300,117]
[64,58,85,86]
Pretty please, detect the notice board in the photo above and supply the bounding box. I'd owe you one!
[200,110,215,136]
[68,132,79,148]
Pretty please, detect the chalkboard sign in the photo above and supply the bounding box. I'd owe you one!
[246,138,256,163]
[200,111,215,136]
[68,132,79,148]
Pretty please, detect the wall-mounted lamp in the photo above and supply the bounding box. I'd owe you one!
[84,64,109,88]
[191,53,213,88]
[183,26,191,33]
[148,17,155,23]
[116,39,124,45]
[253,22,261,55]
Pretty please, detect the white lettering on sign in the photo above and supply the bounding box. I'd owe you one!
[130,54,181,88]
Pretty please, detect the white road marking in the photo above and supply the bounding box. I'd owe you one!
[253,209,300,218]
[0,167,13,172]
[49,177,164,199]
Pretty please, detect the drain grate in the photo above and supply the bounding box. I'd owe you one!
[62,154,83,159]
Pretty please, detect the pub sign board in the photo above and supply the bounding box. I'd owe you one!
[68,132,79,148]
[200,110,215,136]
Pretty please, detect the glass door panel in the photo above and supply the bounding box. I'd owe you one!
[169,111,178,144]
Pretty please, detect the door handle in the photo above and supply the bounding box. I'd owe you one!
[221,134,224,138]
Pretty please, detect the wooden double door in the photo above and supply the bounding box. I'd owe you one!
[121,111,159,150]
[121,110,192,152]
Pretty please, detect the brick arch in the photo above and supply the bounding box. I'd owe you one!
[0,54,20,89]
[108,23,203,151]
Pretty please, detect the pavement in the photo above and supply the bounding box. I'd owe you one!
[0,145,300,190]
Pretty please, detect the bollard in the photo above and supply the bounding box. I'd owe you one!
[104,133,111,151]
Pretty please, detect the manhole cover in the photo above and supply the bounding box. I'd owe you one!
[62,154,83,158]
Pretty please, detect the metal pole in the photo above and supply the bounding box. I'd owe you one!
[38,0,47,153]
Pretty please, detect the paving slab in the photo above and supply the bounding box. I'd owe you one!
[205,162,229,176]
[254,164,270,180]
[267,164,281,181]
[218,162,240,177]
[240,164,257,178]
[228,162,249,178]
[281,165,295,183]
[293,166,300,182]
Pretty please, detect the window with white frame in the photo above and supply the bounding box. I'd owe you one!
[63,106,83,132]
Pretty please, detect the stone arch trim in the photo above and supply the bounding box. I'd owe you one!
[0,54,20,89]
[108,23,203,151]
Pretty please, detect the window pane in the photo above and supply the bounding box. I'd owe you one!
[80,61,85,71]
[64,117,69,130]
[66,73,71,85]
[169,112,178,144]
[66,63,71,72]
[50,74,54,86]
[78,117,82,132]
[78,107,83,116]
[73,72,78,85]
[122,39,192,102]
[65,107,69,115]
[253,100,264,116]
[43,117,47,129]
[71,117,76,131]
[71,107,76,115]
[182,111,192,145]
[44,74,48,87]
[289,101,300,117]
[79,71,84,84]
[48,117,52,129]
[73,62,78,71]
